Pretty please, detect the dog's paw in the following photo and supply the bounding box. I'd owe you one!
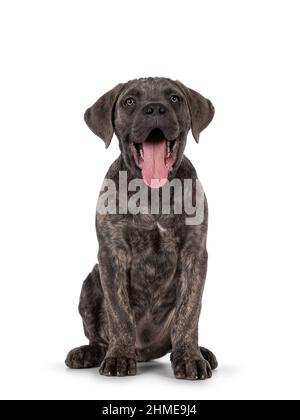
[99,357,137,377]
[65,344,105,369]
[200,346,218,370]
[171,352,212,380]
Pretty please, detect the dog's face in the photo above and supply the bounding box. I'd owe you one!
[84,77,214,188]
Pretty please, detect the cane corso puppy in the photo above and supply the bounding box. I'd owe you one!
[65,77,217,380]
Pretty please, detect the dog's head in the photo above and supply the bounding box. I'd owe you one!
[84,77,214,188]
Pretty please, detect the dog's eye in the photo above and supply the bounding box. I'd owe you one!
[170,95,180,103]
[125,97,135,106]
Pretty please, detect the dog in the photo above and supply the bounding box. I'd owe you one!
[65,77,217,380]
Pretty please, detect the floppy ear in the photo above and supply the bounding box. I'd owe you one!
[175,81,215,142]
[84,83,124,148]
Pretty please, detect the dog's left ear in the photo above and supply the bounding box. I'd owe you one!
[175,81,215,142]
[84,83,124,148]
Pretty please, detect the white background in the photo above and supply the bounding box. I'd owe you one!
[0,0,299,400]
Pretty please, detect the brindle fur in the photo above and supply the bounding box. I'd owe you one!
[65,77,218,380]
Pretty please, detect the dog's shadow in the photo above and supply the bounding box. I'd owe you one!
[137,360,173,378]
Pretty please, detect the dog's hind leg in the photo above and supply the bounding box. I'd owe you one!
[65,265,108,369]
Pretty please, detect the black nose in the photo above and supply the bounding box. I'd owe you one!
[143,103,166,116]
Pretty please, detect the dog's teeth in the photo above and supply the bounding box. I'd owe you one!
[140,148,144,159]
[166,141,170,157]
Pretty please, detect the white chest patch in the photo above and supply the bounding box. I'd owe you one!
[157,222,167,232]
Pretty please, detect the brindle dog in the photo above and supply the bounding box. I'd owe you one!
[65,77,217,380]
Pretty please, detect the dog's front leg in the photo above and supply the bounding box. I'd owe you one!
[170,227,212,380]
[98,244,136,377]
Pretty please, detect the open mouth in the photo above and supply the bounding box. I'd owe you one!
[131,128,178,188]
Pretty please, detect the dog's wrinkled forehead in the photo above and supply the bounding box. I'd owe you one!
[119,77,181,103]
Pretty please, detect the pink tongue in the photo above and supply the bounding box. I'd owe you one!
[141,138,168,188]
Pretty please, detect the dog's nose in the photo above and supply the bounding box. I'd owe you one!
[143,103,166,116]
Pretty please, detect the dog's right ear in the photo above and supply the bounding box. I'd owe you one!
[84,83,124,148]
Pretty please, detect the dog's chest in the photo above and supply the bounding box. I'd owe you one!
[128,224,179,320]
